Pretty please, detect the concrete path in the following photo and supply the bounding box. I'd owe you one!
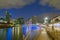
[35,28,52,40]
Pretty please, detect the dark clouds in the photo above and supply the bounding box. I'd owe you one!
[40,0,60,9]
[0,0,60,10]
[0,0,35,9]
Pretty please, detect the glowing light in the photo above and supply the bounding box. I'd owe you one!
[12,27,14,35]
[6,27,12,40]
[44,17,48,20]
[44,17,49,24]
[22,25,27,35]
[17,27,20,36]
[22,22,42,40]
[54,23,60,27]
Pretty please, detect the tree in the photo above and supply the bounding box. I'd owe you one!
[27,17,31,24]
[27,18,30,22]
[5,11,11,23]
[32,16,37,24]
[0,17,4,20]
[16,17,24,25]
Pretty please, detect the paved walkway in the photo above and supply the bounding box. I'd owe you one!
[34,28,52,40]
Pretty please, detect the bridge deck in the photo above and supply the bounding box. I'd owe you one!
[0,23,13,28]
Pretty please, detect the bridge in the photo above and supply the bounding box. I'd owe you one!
[0,22,14,28]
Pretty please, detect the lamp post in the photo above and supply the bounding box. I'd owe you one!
[44,17,49,24]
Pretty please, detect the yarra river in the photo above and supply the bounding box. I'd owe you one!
[0,23,60,40]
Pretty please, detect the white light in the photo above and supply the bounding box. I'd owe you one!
[44,17,49,24]
[36,23,40,25]
[45,17,48,20]
[54,23,60,27]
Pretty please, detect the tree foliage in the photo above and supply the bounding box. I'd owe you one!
[5,11,11,23]
[32,16,37,24]
[16,17,24,25]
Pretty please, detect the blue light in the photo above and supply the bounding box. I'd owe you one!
[29,24,37,40]
[22,23,41,40]
[6,27,12,40]
[22,25,27,36]
[31,24,37,30]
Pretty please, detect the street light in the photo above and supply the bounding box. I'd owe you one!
[44,17,49,24]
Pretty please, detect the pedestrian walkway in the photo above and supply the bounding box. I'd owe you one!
[35,28,52,40]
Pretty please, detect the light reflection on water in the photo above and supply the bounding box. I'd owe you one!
[22,24,41,40]
[0,28,6,40]
[6,27,12,40]
[0,24,41,40]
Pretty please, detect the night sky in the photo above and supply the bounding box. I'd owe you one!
[0,0,60,19]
